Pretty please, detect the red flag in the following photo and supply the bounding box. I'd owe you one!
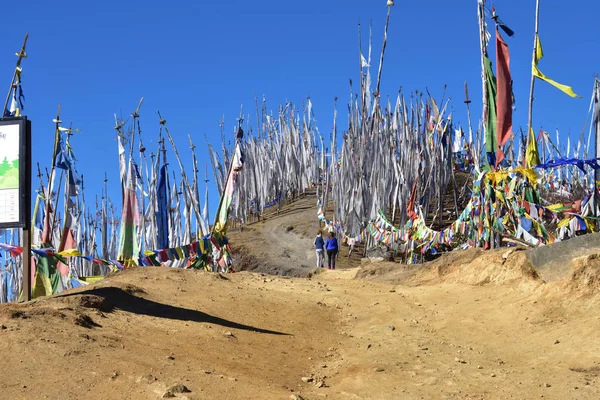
[159,249,169,263]
[30,257,36,289]
[495,27,512,166]
[57,228,76,277]
[406,179,419,219]
[537,129,545,142]
[40,202,53,245]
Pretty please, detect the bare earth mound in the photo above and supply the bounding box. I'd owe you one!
[564,254,600,299]
[357,247,542,289]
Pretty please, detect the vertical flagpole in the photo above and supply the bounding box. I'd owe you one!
[204,164,210,227]
[477,0,488,158]
[254,93,262,141]
[527,0,541,138]
[374,3,392,98]
[476,0,493,247]
[2,34,28,116]
[358,19,363,118]
[212,115,243,232]
[594,78,600,225]
[464,82,479,172]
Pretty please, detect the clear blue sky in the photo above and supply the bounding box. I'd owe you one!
[1,0,599,221]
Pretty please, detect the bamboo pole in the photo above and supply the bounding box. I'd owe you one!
[527,0,541,141]
[2,34,28,116]
[129,97,144,158]
[594,78,600,226]
[358,19,365,116]
[159,111,200,239]
[102,173,108,259]
[43,105,63,247]
[374,5,392,97]
[477,0,488,156]
[212,116,243,233]
[255,93,262,141]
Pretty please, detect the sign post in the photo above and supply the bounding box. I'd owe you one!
[0,117,31,301]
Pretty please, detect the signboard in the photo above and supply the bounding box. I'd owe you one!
[0,117,30,229]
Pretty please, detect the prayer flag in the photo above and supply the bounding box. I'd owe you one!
[156,164,170,250]
[213,137,244,236]
[532,34,579,98]
[117,160,140,267]
[58,248,82,258]
[484,56,498,164]
[526,127,541,168]
[496,28,512,166]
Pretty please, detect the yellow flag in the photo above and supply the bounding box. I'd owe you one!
[546,203,565,212]
[512,166,538,185]
[58,248,82,257]
[486,171,508,186]
[486,166,537,187]
[535,35,543,61]
[532,35,579,98]
[557,217,571,229]
[32,273,53,299]
[526,127,540,168]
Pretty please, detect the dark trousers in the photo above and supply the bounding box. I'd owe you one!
[327,250,338,269]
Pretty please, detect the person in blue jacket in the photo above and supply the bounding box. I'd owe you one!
[325,231,339,270]
[313,230,325,268]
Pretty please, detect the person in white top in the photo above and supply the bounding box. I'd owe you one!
[313,230,325,268]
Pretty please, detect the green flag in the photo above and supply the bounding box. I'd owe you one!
[484,56,498,156]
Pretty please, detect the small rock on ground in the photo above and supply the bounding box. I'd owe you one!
[163,383,191,398]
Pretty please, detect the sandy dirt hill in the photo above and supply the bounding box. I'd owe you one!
[1,194,600,399]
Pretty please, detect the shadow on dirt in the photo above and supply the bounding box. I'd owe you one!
[56,286,290,336]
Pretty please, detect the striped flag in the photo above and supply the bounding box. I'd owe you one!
[117,160,140,266]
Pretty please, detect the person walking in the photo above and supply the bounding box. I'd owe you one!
[314,230,325,268]
[325,231,339,270]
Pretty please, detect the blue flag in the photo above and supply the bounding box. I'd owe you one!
[156,164,170,249]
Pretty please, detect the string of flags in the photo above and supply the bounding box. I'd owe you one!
[0,234,234,274]
[317,164,599,260]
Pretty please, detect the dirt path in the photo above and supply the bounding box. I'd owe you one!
[311,272,600,399]
[262,207,318,269]
[228,193,363,276]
